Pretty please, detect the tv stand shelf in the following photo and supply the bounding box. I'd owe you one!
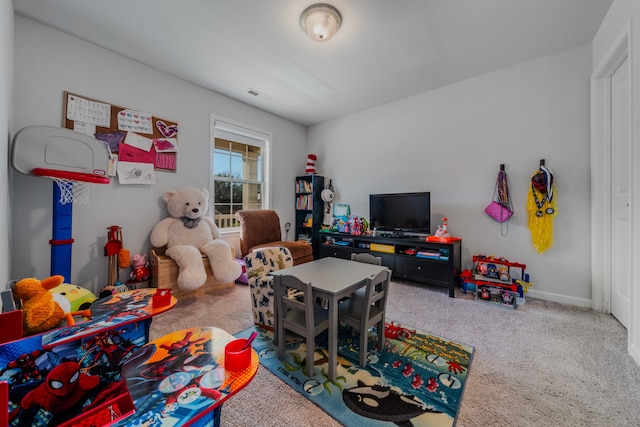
[318,232,461,297]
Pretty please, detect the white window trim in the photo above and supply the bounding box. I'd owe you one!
[210,114,272,234]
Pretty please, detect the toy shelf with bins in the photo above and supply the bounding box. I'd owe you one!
[461,255,531,303]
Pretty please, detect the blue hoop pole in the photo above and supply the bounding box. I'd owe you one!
[50,181,73,282]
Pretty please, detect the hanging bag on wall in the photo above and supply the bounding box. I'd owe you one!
[485,167,513,223]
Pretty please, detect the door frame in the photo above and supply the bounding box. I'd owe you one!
[591,20,637,361]
[591,24,629,314]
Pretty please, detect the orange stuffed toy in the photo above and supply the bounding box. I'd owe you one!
[13,275,92,336]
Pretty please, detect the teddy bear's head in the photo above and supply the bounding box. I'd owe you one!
[162,187,210,220]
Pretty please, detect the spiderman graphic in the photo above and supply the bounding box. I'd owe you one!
[0,349,45,384]
[139,330,212,379]
[83,330,137,371]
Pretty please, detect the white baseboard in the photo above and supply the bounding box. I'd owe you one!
[526,289,592,308]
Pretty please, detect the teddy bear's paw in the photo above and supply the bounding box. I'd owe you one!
[177,269,207,291]
[213,260,242,283]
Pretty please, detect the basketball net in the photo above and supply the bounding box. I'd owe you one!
[49,177,92,205]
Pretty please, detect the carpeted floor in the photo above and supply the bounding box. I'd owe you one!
[150,280,640,426]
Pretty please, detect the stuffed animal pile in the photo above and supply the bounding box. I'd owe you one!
[150,186,241,290]
[13,275,92,336]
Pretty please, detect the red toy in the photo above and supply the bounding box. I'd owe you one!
[129,254,150,282]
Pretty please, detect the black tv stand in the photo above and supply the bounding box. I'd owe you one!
[318,232,461,297]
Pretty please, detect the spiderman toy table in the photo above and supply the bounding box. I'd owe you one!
[0,288,176,427]
[112,327,259,427]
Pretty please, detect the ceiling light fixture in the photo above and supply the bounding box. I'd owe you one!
[300,3,342,42]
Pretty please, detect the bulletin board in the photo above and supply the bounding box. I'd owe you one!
[62,91,179,184]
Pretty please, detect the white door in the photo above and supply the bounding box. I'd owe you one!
[610,56,631,329]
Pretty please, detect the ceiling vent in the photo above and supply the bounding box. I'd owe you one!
[247,88,271,101]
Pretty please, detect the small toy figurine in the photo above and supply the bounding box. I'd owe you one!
[477,262,488,276]
[502,291,514,304]
[480,287,491,300]
[487,263,498,279]
[435,217,450,238]
[498,266,510,281]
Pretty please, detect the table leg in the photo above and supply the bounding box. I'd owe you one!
[328,296,338,382]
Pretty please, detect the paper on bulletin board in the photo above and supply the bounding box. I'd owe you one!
[66,93,111,127]
[117,109,153,134]
[94,130,126,153]
[153,138,178,152]
[155,152,176,171]
[124,131,153,151]
[73,121,96,137]
[117,161,156,185]
[118,142,156,164]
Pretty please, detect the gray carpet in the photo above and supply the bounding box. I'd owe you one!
[149,280,640,426]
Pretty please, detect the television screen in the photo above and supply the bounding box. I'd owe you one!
[369,192,431,234]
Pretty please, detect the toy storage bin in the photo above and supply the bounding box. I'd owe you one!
[149,246,235,300]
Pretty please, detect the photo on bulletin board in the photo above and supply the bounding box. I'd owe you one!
[63,91,178,175]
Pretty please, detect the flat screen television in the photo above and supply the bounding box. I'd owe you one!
[369,192,431,235]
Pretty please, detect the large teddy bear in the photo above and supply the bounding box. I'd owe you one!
[150,187,241,290]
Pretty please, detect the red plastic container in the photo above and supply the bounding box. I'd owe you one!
[224,338,251,371]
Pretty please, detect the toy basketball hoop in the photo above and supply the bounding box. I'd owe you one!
[33,168,109,205]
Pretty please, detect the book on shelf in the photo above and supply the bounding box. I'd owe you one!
[296,195,313,210]
[296,180,313,193]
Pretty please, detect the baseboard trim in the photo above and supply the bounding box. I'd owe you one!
[526,289,592,308]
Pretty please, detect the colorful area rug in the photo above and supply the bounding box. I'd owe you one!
[235,321,474,427]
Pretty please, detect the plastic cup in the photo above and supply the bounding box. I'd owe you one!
[225,338,251,371]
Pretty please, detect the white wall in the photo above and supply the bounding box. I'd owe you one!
[12,16,307,294]
[0,0,13,298]
[308,44,593,306]
[592,0,640,365]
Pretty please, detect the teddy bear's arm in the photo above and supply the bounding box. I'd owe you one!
[150,217,177,247]
[202,217,222,240]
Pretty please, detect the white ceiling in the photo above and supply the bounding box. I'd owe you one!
[14,0,612,127]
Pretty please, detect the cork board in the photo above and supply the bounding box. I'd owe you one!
[63,91,178,176]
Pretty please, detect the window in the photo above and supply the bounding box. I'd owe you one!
[211,117,269,230]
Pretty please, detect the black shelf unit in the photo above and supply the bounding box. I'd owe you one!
[318,232,461,297]
[295,175,324,259]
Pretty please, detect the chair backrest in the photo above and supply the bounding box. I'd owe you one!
[236,209,283,256]
[362,269,391,322]
[244,247,293,281]
[351,252,382,265]
[277,275,316,330]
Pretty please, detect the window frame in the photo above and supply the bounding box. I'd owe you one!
[210,115,271,233]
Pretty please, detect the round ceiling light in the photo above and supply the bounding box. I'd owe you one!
[300,3,342,42]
